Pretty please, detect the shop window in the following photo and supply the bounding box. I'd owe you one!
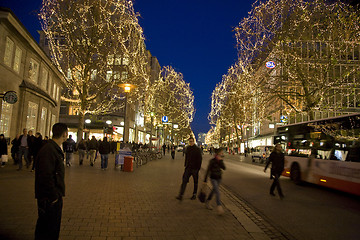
[26,101,38,131]
[39,107,47,136]
[4,37,14,67]
[29,58,39,84]
[0,100,13,137]
[13,46,22,73]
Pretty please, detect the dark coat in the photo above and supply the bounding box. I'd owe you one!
[265,151,285,175]
[17,134,31,148]
[0,138,8,155]
[184,145,202,170]
[99,140,111,154]
[63,138,76,153]
[11,137,20,154]
[35,140,65,201]
[87,138,98,150]
[32,136,43,158]
[204,157,226,182]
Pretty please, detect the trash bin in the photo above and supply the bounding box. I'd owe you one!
[123,156,134,172]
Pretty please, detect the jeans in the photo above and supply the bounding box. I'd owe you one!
[179,168,199,196]
[270,173,284,197]
[88,150,96,165]
[18,146,29,169]
[65,152,73,166]
[35,197,63,240]
[101,154,109,169]
[207,178,222,206]
[78,150,86,165]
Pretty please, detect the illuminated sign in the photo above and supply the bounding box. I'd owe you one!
[162,116,168,123]
[266,61,276,69]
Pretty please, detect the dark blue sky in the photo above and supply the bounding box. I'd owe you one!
[0,0,254,136]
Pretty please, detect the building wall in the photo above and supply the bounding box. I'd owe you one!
[0,8,65,138]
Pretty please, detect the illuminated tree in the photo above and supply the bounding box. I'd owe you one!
[148,66,195,133]
[235,0,360,120]
[40,0,149,138]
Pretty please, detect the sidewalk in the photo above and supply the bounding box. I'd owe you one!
[0,152,267,240]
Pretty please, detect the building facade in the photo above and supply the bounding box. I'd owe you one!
[0,8,65,139]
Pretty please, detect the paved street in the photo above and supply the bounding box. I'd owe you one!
[0,152,268,240]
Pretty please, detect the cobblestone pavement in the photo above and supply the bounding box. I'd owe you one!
[0,152,256,240]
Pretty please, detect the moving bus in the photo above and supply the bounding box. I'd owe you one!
[274,113,360,195]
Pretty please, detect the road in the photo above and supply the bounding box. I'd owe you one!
[202,153,360,240]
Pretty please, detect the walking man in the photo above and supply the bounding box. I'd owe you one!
[176,137,202,201]
[87,136,98,166]
[264,143,285,199]
[35,123,68,240]
[76,138,87,165]
[63,135,76,167]
[17,128,30,170]
[99,137,111,170]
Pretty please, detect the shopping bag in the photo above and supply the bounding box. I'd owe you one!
[1,155,8,162]
[198,190,206,203]
[198,182,208,203]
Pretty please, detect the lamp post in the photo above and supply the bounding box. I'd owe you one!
[118,83,136,142]
[149,112,155,149]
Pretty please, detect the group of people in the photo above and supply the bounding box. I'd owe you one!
[175,139,286,215]
[1,128,49,171]
[2,122,286,240]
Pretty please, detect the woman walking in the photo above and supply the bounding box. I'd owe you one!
[203,148,226,215]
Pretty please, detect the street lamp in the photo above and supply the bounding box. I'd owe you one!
[118,83,136,142]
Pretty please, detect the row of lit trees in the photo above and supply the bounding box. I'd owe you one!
[208,0,360,146]
[40,0,194,141]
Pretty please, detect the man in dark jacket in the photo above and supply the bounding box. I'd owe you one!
[176,137,202,201]
[35,123,68,240]
[99,137,111,170]
[87,136,98,166]
[63,135,76,167]
[264,143,285,199]
[17,128,31,170]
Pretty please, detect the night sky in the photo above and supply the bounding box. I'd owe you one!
[0,0,254,137]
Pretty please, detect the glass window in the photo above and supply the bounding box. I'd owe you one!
[114,55,121,65]
[56,86,60,101]
[122,57,129,65]
[121,71,128,80]
[50,114,56,138]
[113,71,120,80]
[90,69,97,81]
[4,37,14,67]
[29,58,40,84]
[106,71,112,82]
[48,75,52,95]
[26,101,38,131]
[53,83,57,99]
[41,68,48,90]
[0,100,13,137]
[13,46,22,73]
[107,54,114,65]
[39,107,47,136]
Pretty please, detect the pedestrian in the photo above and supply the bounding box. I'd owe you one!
[11,134,20,165]
[171,145,175,160]
[162,143,166,155]
[31,132,43,172]
[87,136,98,166]
[264,143,285,199]
[76,138,87,165]
[17,128,31,170]
[28,130,36,166]
[63,135,76,167]
[176,137,202,201]
[34,123,68,240]
[0,134,8,167]
[99,137,111,170]
[203,148,226,215]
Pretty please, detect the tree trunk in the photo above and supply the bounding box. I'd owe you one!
[77,112,85,142]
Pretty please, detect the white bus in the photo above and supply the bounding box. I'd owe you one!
[274,113,360,196]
